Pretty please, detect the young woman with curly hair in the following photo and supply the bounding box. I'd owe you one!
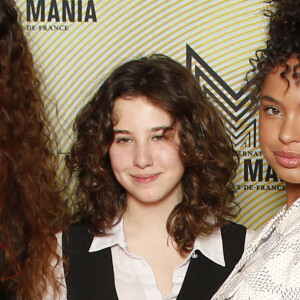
[0,0,70,299]
[63,54,253,300]
[213,1,300,299]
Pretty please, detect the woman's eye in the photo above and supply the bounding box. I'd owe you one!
[152,135,166,141]
[263,106,281,116]
[115,137,131,144]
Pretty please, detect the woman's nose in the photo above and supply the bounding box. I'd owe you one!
[279,116,300,144]
[133,142,154,169]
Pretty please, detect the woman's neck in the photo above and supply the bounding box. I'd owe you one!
[122,196,187,299]
[123,197,177,234]
[285,182,300,208]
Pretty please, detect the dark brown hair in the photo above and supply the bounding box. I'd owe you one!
[0,0,70,298]
[67,54,238,254]
[248,0,300,104]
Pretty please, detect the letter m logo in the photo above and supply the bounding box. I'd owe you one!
[27,0,45,21]
[186,44,257,148]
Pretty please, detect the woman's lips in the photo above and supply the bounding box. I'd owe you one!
[131,173,160,184]
[274,151,300,168]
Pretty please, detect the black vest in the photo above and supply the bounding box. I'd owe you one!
[63,222,246,300]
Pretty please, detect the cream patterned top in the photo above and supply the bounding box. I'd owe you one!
[212,198,300,300]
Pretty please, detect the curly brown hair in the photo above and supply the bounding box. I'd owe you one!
[248,0,300,104]
[67,54,238,254]
[0,0,70,299]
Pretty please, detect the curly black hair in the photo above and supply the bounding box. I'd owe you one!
[248,0,300,105]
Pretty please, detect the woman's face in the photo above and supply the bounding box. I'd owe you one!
[259,57,300,184]
[109,96,185,207]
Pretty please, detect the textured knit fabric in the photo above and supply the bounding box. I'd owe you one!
[212,198,300,300]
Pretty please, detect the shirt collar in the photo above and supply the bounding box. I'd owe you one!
[89,218,225,267]
[89,218,126,252]
[193,229,225,266]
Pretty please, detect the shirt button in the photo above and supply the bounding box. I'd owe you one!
[191,252,198,259]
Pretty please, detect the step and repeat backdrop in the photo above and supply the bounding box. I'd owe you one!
[16,0,285,229]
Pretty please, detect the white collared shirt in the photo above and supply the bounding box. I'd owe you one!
[212,198,300,300]
[48,221,254,300]
[89,219,254,300]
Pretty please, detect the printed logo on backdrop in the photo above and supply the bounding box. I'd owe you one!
[25,0,97,32]
[186,44,284,192]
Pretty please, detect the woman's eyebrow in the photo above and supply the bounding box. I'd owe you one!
[260,95,281,104]
[113,129,130,134]
[151,126,173,132]
[113,126,174,133]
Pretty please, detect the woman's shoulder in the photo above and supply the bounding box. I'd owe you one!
[221,221,246,237]
[221,221,256,249]
[65,221,90,235]
[61,221,93,252]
